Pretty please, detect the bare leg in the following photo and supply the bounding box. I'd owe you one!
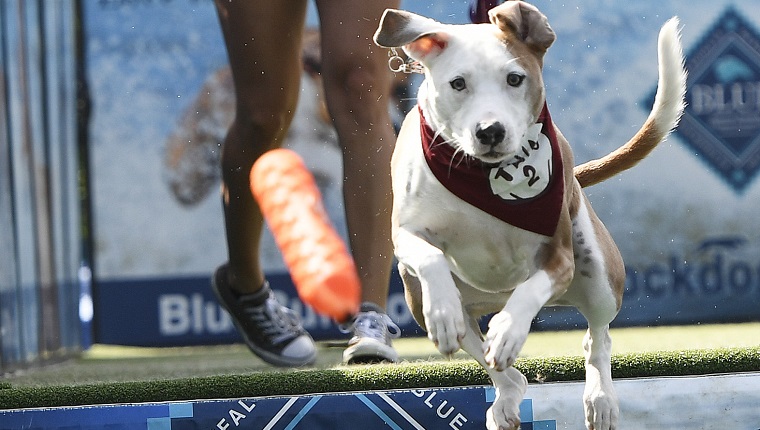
[315,0,399,308]
[214,0,308,293]
[211,0,317,368]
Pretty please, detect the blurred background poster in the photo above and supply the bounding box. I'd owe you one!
[82,0,760,346]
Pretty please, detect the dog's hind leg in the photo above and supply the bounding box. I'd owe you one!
[567,286,619,430]
[580,323,618,430]
[459,317,527,430]
[566,199,623,430]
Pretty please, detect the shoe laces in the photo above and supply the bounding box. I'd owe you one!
[340,311,401,343]
[244,294,303,345]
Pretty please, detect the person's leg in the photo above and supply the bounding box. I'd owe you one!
[215,0,307,293]
[315,0,399,308]
[316,0,401,363]
[213,0,316,367]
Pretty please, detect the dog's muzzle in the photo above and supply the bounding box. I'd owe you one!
[475,120,506,147]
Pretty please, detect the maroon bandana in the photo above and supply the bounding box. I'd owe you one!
[420,103,564,237]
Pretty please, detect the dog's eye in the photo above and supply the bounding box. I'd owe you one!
[506,73,525,87]
[449,77,467,91]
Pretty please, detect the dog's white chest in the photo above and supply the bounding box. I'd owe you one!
[395,182,548,290]
[442,214,547,289]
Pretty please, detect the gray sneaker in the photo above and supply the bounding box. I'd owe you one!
[212,265,316,367]
[341,303,400,364]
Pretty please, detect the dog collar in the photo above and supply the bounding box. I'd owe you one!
[419,103,564,237]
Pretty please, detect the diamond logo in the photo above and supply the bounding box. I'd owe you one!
[670,8,760,193]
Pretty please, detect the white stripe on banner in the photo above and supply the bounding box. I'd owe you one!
[262,397,298,430]
[376,391,427,430]
[356,393,404,430]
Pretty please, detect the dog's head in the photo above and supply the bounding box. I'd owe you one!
[374,0,555,164]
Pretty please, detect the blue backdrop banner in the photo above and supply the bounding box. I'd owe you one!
[85,0,760,346]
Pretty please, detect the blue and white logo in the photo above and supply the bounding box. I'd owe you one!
[673,8,760,193]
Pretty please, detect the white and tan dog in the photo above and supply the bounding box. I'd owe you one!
[374,1,686,429]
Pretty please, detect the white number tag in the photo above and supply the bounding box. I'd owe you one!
[488,123,553,201]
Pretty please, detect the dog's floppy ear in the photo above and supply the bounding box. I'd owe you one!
[489,0,555,52]
[374,9,450,61]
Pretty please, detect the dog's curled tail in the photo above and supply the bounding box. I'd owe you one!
[574,17,687,188]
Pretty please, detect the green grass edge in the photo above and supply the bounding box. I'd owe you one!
[2,346,759,410]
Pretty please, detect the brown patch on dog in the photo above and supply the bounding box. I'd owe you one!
[489,0,555,126]
[493,29,546,118]
[399,264,426,330]
[489,0,556,53]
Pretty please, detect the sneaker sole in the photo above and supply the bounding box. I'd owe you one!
[343,338,398,365]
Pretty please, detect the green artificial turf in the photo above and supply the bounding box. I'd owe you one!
[2,346,759,410]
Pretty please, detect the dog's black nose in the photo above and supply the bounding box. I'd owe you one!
[475,121,506,147]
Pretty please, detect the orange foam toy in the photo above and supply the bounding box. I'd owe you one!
[250,148,360,323]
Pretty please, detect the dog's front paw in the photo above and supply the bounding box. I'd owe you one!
[423,301,466,355]
[483,311,529,370]
[486,387,523,430]
[584,382,619,430]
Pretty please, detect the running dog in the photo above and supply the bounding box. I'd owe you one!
[374,1,686,429]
